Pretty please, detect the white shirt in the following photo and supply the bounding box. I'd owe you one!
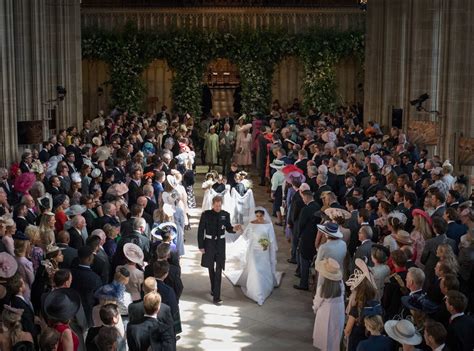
[450,312,464,322]
[433,344,446,351]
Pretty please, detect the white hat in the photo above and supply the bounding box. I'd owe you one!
[346,258,377,291]
[269,159,285,170]
[65,205,86,216]
[91,168,102,178]
[315,258,342,281]
[166,175,178,189]
[384,319,422,346]
[92,137,102,147]
[71,172,81,183]
[123,243,144,266]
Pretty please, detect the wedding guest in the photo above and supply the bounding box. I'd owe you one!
[356,315,394,351]
[312,258,345,351]
[384,319,422,351]
[445,290,474,351]
[0,305,34,350]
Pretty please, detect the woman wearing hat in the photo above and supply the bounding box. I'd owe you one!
[44,288,81,351]
[235,125,252,171]
[270,159,286,226]
[312,258,345,351]
[344,259,381,351]
[24,225,44,273]
[116,243,144,302]
[53,195,70,233]
[384,319,423,351]
[0,305,35,350]
[30,244,64,313]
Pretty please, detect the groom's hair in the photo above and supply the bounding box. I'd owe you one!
[212,196,223,204]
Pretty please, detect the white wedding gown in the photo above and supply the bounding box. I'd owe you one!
[225,221,282,305]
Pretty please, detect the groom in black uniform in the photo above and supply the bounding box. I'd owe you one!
[198,196,241,305]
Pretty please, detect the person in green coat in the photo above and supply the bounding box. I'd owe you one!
[204,125,219,171]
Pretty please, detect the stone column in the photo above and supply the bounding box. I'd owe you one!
[0,0,82,167]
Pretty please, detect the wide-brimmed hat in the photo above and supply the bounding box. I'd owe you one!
[65,204,86,216]
[91,229,106,242]
[53,194,67,209]
[13,232,29,241]
[94,281,125,301]
[401,293,438,314]
[269,159,285,170]
[107,183,128,196]
[285,171,306,184]
[92,137,102,147]
[95,146,111,162]
[0,252,18,278]
[324,208,351,220]
[315,258,342,281]
[317,222,343,239]
[44,288,81,322]
[384,319,422,346]
[123,243,144,266]
[411,208,432,225]
[166,175,178,189]
[388,211,407,225]
[151,222,177,241]
[346,258,377,290]
[394,230,413,245]
[282,164,303,175]
[45,244,64,255]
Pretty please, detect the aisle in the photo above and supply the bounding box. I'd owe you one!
[177,174,315,350]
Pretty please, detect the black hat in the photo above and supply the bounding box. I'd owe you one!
[401,293,438,314]
[38,196,51,210]
[53,194,67,209]
[77,246,94,259]
[44,288,81,322]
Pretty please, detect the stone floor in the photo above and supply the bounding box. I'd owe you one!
[177,173,315,350]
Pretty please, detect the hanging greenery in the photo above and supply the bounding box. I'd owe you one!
[81,24,364,115]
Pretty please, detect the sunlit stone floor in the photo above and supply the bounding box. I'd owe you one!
[178,171,314,350]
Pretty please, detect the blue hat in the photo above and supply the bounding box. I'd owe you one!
[13,231,29,241]
[94,281,125,301]
[401,293,438,314]
[316,222,343,239]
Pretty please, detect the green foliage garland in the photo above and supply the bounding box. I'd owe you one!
[81,25,364,115]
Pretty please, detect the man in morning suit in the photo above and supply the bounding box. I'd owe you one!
[197,196,241,305]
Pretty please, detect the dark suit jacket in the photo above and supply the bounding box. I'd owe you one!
[346,210,360,256]
[68,227,85,250]
[382,270,408,320]
[446,221,466,250]
[127,316,176,351]
[57,243,78,269]
[128,300,173,329]
[144,261,183,301]
[157,280,181,334]
[421,234,456,289]
[446,314,474,351]
[94,215,120,231]
[128,180,143,206]
[120,217,138,237]
[431,205,446,219]
[91,250,111,284]
[71,265,102,326]
[287,191,305,238]
[25,209,37,225]
[39,149,50,163]
[144,197,158,217]
[297,201,321,260]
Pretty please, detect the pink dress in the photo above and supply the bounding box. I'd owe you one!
[235,133,252,166]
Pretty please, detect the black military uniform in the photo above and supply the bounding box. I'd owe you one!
[197,209,235,303]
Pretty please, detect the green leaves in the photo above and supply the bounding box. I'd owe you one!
[82,23,364,115]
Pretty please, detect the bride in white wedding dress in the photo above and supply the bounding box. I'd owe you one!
[225,207,283,305]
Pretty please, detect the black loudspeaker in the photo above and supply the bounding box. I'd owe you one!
[392,108,403,129]
[17,121,43,145]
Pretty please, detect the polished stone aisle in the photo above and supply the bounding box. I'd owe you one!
[178,174,314,350]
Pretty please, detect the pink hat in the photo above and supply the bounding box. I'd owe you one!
[91,229,106,242]
[0,253,18,278]
[412,208,432,226]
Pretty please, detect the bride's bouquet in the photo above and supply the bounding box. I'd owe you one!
[258,238,270,251]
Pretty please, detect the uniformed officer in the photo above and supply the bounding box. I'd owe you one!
[197,196,241,305]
